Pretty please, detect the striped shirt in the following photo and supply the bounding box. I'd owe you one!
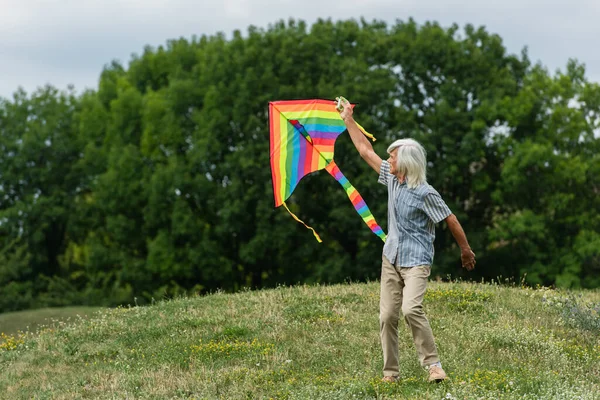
[378,160,452,267]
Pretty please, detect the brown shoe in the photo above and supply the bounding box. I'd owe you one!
[381,375,400,383]
[428,365,447,383]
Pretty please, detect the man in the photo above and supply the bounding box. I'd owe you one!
[337,98,476,383]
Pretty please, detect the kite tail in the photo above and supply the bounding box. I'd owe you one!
[282,202,323,243]
[355,121,377,142]
[325,162,387,242]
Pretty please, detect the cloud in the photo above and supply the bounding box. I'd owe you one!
[1,0,599,98]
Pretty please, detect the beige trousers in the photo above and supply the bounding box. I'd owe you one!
[380,256,440,377]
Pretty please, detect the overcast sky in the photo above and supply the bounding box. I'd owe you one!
[1,0,599,99]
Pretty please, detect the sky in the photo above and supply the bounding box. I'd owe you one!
[1,0,600,99]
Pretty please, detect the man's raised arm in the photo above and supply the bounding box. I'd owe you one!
[338,99,382,173]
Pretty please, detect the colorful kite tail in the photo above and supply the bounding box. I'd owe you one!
[325,161,387,242]
[282,202,323,243]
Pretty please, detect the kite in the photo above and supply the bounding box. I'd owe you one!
[269,98,387,243]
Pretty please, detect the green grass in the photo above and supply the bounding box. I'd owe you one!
[0,282,599,399]
[0,307,103,336]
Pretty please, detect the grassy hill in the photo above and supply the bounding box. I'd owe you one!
[0,307,102,336]
[0,281,599,399]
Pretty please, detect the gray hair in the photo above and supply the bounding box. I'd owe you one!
[387,138,427,188]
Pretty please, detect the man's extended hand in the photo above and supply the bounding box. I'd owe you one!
[461,248,476,271]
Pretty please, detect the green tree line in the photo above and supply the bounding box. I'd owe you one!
[1,19,599,312]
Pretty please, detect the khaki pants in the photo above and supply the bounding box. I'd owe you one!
[380,256,440,377]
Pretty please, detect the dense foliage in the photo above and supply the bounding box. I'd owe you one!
[1,19,598,312]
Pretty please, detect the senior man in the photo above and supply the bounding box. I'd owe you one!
[337,98,476,383]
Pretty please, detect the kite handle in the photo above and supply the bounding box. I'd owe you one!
[336,96,377,142]
[335,96,346,112]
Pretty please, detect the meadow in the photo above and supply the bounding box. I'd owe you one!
[1,281,599,399]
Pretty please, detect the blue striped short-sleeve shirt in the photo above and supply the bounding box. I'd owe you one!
[378,160,452,267]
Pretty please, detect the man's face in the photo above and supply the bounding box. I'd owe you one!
[387,148,399,175]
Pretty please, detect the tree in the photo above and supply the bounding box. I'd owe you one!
[2,19,599,312]
[488,61,600,287]
[0,86,84,311]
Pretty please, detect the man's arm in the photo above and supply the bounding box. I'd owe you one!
[338,100,382,173]
[445,214,476,271]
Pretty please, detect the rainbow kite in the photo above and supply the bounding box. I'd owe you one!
[269,98,386,242]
